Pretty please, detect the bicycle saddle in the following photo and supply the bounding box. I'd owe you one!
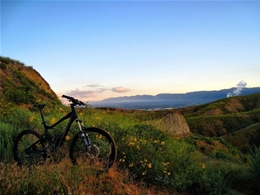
[33,104,46,109]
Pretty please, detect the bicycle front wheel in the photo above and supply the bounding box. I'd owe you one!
[13,130,46,166]
[70,127,117,171]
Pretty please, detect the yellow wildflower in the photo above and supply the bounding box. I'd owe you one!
[129,162,134,167]
[50,118,56,124]
[65,135,70,141]
[128,142,135,146]
[163,162,170,166]
[29,116,34,123]
[96,134,102,139]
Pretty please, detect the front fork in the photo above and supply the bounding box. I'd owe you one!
[76,119,91,146]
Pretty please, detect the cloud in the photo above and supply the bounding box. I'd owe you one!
[227,80,247,98]
[65,86,108,99]
[112,87,130,93]
[61,84,131,101]
[66,89,99,99]
[84,84,102,88]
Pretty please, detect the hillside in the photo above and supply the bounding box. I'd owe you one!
[1,57,260,194]
[125,92,260,151]
[1,56,259,151]
[222,123,260,152]
[0,56,60,107]
[178,93,260,150]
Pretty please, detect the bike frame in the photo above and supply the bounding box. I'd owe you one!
[39,104,86,148]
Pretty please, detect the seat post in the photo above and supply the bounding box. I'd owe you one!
[39,108,47,126]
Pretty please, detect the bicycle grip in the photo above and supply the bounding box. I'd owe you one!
[62,95,75,101]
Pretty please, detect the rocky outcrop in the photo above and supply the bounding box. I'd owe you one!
[154,112,191,136]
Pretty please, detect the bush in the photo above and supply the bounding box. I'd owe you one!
[0,122,22,162]
[5,88,32,104]
[0,56,12,64]
[0,62,7,69]
[0,100,14,119]
[248,146,260,194]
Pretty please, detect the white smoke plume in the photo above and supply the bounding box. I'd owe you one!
[227,80,247,98]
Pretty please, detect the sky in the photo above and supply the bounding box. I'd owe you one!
[1,0,260,102]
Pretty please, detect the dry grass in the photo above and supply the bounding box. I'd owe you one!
[0,160,181,195]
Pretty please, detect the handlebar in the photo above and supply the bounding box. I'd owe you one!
[62,95,86,106]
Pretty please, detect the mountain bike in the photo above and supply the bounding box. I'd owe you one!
[13,95,117,171]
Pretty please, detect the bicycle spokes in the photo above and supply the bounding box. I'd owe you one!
[14,130,46,166]
[70,128,116,170]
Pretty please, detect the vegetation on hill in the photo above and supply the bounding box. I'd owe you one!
[113,93,260,152]
[222,123,260,152]
[1,56,260,194]
[1,103,260,194]
[0,56,60,108]
[178,93,260,152]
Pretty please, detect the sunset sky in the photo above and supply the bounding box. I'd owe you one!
[1,0,260,102]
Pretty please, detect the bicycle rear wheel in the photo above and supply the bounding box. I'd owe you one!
[70,127,117,171]
[13,130,46,166]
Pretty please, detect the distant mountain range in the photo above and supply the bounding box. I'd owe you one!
[91,87,260,109]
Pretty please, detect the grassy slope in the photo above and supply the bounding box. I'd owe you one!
[117,93,260,151]
[1,56,260,194]
[221,123,260,152]
[95,93,260,153]
[179,93,260,139]
[0,56,60,107]
[1,101,260,194]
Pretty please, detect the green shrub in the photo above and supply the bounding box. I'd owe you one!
[0,56,24,66]
[5,88,33,104]
[0,56,12,64]
[248,146,260,194]
[0,100,14,119]
[0,62,7,69]
[0,122,22,162]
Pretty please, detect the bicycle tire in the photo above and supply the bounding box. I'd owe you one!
[13,130,46,166]
[70,127,117,170]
